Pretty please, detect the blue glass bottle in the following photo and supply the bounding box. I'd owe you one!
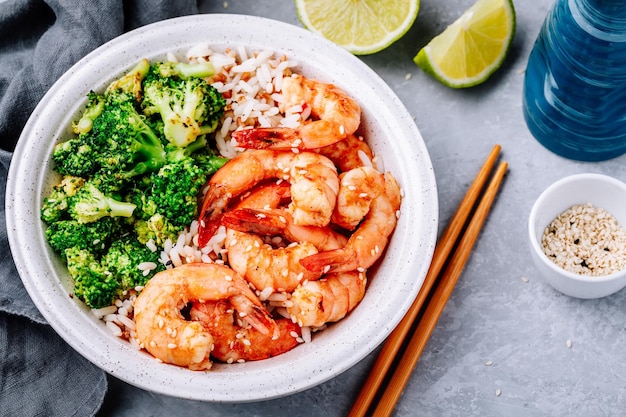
[523,0,626,161]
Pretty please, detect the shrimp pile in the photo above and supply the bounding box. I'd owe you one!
[133,74,402,370]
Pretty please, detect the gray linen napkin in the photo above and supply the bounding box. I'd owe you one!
[0,0,198,415]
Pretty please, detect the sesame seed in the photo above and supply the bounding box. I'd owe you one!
[566,339,573,348]
[495,389,502,397]
[167,343,177,349]
[225,275,233,281]
[520,276,529,283]
[485,360,493,366]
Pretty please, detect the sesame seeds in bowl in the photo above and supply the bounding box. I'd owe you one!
[528,173,626,299]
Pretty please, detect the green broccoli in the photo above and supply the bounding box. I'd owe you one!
[44,217,124,256]
[52,137,102,177]
[72,91,105,135]
[148,158,208,227]
[134,213,180,246]
[42,57,231,312]
[102,239,164,291]
[105,58,150,101]
[66,247,120,309]
[69,181,136,224]
[95,92,168,177]
[41,176,86,223]
[148,60,215,80]
[54,91,168,179]
[142,63,226,147]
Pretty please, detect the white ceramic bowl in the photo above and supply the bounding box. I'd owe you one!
[5,15,438,402]
[528,173,626,299]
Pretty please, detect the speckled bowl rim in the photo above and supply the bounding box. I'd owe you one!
[6,14,438,402]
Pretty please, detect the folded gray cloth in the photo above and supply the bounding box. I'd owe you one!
[0,0,198,415]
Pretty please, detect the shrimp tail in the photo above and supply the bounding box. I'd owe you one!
[231,128,300,149]
[299,249,353,274]
[222,208,287,236]
[197,186,230,247]
[232,123,347,150]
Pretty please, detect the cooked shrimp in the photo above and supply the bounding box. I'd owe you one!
[332,166,386,231]
[287,271,367,328]
[231,75,361,150]
[300,172,402,274]
[133,263,274,370]
[197,150,339,246]
[190,300,301,363]
[317,134,376,173]
[222,208,348,251]
[225,228,321,292]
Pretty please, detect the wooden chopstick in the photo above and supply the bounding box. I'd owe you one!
[348,144,506,417]
[372,160,508,416]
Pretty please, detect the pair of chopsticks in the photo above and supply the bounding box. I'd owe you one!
[349,144,508,417]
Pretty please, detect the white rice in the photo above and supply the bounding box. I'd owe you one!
[186,45,304,159]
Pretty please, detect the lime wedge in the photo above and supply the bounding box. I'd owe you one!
[295,0,420,55]
[414,0,516,88]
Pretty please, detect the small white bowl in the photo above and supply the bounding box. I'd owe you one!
[528,173,626,299]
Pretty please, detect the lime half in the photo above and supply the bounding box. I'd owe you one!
[414,0,516,88]
[295,0,420,55]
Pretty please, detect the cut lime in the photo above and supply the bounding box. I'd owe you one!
[295,0,420,55]
[414,0,516,88]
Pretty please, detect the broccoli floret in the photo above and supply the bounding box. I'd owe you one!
[66,247,119,309]
[105,58,150,101]
[142,63,226,147]
[148,61,215,80]
[54,91,168,179]
[41,176,86,223]
[102,239,164,291]
[134,213,180,246]
[149,158,208,227]
[69,181,136,224]
[95,92,168,177]
[52,136,102,177]
[72,91,105,135]
[41,187,70,224]
[45,217,122,256]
